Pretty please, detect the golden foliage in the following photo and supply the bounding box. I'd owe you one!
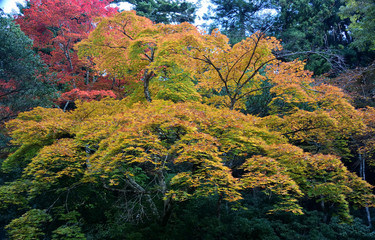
[3,99,374,218]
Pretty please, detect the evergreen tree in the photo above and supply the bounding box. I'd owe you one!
[0,11,56,132]
[111,0,196,24]
[206,0,276,44]
[340,0,375,51]
[273,0,352,75]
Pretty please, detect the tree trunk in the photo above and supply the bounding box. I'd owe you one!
[217,194,223,220]
[85,68,90,85]
[126,175,159,218]
[157,167,173,226]
[321,197,328,223]
[142,70,153,102]
[229,98,236,110]
[161,197,173,226]
[359,152,372,227]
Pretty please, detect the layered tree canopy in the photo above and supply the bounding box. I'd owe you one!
[15,0,120,103]
[1,99,374,238]
[1,5,375,239]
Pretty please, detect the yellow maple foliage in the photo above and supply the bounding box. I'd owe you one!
[2,99,374,222]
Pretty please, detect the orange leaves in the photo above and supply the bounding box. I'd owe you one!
[4,98,375,219]
[78,11,203,102]
[241,156,302,196]
[78,12,326,110]
[158,29,315,110]
[258,142,375,218]
[60,89,116,102]
[241,155,303,215]
[240,153,304,214]
[170,131,242,202]
[260,79,366,157]
[354,107,375,165]
[267,60,315,105]
[263,110,339,142]
[174,132,220,160]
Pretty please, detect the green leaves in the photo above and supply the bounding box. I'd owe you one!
[5,209,52,240]
[0,14,56,131]
[340,0,375,50]
[112,0,196,24]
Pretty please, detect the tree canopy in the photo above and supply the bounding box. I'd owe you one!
[205,0,276,43]
[340,0,375,51]
[15,0,120,103]
[1,98,374,238]
[0,12,56,149]
[1,3,375,238]
[111,0,196,24]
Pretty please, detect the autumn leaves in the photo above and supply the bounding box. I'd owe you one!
[2,9,375,238]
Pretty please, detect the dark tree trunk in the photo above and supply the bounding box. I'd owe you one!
[161,197,173,226]
[359,152,372,227]
[142,70,153,102]
[217,194,223,220]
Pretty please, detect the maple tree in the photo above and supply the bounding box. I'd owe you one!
[78,13,316,109]
[77,11,374,173]
[77,11,204,102]
[159,29,324,110]
[77,11,154,102]
[2,8,375,238]
[260,84,362,151]
[1,99,374,238]
[15,0,120,101]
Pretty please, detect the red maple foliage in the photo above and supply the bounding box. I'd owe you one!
[60,88,117,102]
[16,0,123,101]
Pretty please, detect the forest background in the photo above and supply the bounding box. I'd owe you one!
[1,0,375,239]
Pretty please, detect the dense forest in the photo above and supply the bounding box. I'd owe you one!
[1,0,375,239]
